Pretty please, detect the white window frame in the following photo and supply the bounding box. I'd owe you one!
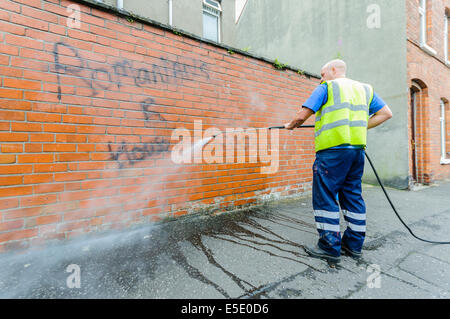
[203,0,222,43]
[419,0,437,55]
[441,99,450,164]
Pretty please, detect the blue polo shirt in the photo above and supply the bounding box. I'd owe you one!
[303,83,386,150]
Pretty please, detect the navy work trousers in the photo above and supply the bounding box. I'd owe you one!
[312,148,366,257]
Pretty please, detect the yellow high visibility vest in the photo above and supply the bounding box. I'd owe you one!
[314,78,374,152]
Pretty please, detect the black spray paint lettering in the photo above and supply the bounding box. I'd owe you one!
[141,98,164,122]
[51,41,209,168]
[108,138,170,169]
[108,102,170,169]
[53,42,90,100]
[53,42,209,100]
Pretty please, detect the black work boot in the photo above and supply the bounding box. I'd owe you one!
[341,242,362,259]
[304,245,341,263]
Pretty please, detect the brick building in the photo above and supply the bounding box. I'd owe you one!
[406,0,450,184]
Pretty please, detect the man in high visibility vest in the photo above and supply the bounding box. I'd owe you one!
[285,59,392,263]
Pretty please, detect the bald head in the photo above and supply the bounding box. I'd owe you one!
[320,59,347,82]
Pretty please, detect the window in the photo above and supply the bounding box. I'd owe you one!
[419,0,436,54]
[203,0,221,43]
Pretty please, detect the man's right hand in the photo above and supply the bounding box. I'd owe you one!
[285,123,295,130]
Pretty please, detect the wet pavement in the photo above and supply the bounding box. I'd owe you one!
[0,181,449,299]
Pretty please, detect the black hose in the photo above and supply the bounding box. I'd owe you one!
[364,151,450,244]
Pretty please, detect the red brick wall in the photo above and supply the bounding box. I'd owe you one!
[0,0,318,251]
[406,0,450,184]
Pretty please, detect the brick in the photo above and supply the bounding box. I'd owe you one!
[0,186,33,198]
[0,122,10,131]
[0,88,23,99]
[58,220,90,233]
[0,0,21,12]
[43,144,77,152]
[31,103,66,114]
[3,207,41,220]
[0,164,32,175]
[30,134,54,142]
[62,115,93,124]
[67,29,97,42]
[0,55,9,65]
[0,66,22,78]
[24,92,59,103]
[25,144,42,155]
[0,133,28,142]
[48,23,66,35]
[27,112,62,123]
[0,21,25,35]
[40,202,79,215]
[34,183,65,194]
[43,124,77,133]
[0,220,24,232]
[10,13,48,31]
[55,134,87,143]
[21,6,59,24]
[0,110,25,121]
[11,122,42,132]
[20,194,58,207]
[10,57,49,72]
[3,78,41,91]
[57,153,90,162]
[0,9,8,22]
[0,44,19,56]
[5,34,44,50]
[77,144,95,152]
[0,197,19,210]
[54,172,86,182]
[23,174,54,184]
[18,154,54,163]
[63,210,96,221]
[43,2,71,17]
[0,175,22,186]
[36,215,61,226]
[34,163,67,173]
[13,0,41,8]
[0,155,16,164]
[0,229,38,243]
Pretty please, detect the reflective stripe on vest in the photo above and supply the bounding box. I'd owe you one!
[314,79,373,152]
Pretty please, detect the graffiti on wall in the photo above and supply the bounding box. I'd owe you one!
[52,42,209,99]
[52,42,209,168]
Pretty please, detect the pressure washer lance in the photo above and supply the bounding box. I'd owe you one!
[207,125,314,140]
[268,125,450,245]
